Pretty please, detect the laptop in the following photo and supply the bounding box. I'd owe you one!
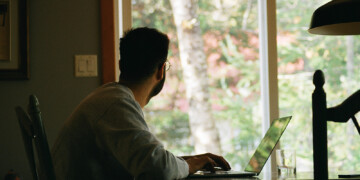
[188,116,292,178]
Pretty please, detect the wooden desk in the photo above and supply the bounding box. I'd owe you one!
[187,171,360,180]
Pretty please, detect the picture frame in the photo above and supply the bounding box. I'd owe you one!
[0,0,29,80]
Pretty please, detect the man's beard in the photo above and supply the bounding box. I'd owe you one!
[147,71,166,103]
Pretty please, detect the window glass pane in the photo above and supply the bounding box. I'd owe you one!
[277,0,360,172]
[132,0,263,170]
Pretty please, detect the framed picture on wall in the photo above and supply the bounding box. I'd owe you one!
[0,0,29,80]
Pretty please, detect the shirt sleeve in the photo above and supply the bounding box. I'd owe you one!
[94,97,189,180]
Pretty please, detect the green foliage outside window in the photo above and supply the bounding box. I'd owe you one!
[132,0,360,171]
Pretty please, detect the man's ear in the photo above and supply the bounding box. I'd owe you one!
[156,63,165,80]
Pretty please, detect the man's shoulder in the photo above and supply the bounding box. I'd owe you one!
[64,82,143,128]
[90,82,134,102]
[71,82,138,116]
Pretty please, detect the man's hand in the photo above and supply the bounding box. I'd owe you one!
[182,153,231,174]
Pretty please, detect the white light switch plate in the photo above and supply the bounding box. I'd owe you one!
[75,55,98,77]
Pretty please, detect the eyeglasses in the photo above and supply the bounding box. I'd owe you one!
[165,61,171,71]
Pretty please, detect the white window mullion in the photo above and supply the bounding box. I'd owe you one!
[117,0,132,81]
[258,0,279,178]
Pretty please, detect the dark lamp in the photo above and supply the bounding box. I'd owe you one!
[308,0,360,35]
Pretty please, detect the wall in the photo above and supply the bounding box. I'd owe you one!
[0,0,101,178]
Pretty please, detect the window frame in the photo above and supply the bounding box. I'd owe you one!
[101,0,131,83]
[258,0,279,175]
[100,0,116,83]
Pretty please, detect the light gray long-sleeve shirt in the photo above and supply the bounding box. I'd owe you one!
[51,82,189,180]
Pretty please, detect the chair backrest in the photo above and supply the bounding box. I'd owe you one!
[312,70,360,180]
[15,95,56,180]
[15,106,38,180]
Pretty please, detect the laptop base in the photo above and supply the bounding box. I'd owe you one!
[188,170,257,178]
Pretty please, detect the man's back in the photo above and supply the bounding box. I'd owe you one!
[52,83,138,179]
[51,82,188,179]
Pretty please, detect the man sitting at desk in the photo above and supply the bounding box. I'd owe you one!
[51,27,231,180]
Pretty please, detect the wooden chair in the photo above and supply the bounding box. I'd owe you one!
[15,95,56,180]
[312,70,360,180]
[15,106,38,180]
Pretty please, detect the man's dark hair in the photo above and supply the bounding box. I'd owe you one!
[119,27,169,82]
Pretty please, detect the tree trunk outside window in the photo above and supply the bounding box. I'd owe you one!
[169,0,222,154]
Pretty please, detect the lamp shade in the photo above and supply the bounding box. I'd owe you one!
[308,0,360,35]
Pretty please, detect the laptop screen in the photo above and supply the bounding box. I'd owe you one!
[244,116,292,173]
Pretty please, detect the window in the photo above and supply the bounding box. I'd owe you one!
[129,0,278,172]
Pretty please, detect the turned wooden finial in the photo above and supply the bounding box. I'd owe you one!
[313,69,325,89]
[28,94,40,113]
